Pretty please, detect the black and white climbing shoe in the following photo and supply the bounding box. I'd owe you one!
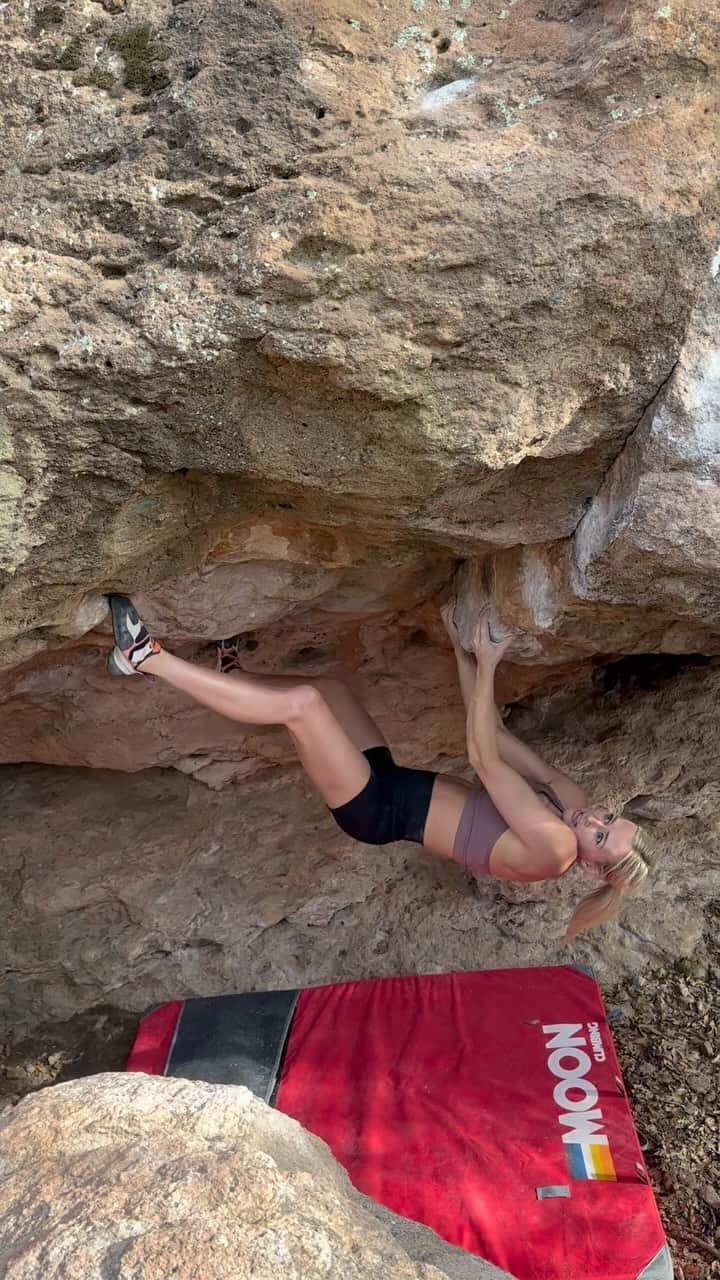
[106,594,161,676]
[216,632,257,674]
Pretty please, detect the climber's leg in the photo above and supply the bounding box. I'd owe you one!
[147,650,377,807]
[107,597,376,807]
[231,673,388,755]
[217,632,391,764]
[217,634,388,755]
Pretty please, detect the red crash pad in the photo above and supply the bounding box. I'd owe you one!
[127,966,670,1280]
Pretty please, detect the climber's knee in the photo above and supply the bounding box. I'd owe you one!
[285,682,327,729]
[311,676,348,702]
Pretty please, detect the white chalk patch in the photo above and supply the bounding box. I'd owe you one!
[520,548,556,629]
[572,489,615,580]
[710,243,720,278]
[419,77,477,111]
[668,351,720,459]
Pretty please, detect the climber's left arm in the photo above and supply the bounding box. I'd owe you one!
[466,614,576,877]
[494,725,588,811]
[441,600,587,811]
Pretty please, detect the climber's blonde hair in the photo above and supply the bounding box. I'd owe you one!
[564,827,654,944]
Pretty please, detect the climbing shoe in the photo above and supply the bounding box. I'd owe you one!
[106,594,161,676]
[216,632,257,674]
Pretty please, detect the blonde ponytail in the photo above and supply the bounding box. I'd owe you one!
[564,828,654,944]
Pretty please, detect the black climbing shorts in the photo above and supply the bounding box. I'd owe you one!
[329,746,437,846]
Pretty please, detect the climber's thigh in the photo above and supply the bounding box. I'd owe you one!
[232,671,387,754]
[309,676,388,754]
[286,684,373,809]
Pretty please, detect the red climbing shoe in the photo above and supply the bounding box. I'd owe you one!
[216,633,257,674]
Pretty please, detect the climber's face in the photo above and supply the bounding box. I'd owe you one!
[563,806,637,871]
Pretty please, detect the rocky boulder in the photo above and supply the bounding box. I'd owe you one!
[0,0,719,721]
[0,1072,511,1279]
[454,273,720,664]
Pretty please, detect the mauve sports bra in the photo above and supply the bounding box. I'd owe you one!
[452,780,564,879]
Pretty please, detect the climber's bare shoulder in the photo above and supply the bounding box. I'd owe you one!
[488,828,566,882]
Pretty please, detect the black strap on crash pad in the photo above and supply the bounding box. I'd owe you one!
[166,989,300,1102]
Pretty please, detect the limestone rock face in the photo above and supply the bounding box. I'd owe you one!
[572,276,720,626]
[1,0,719,775]
[1,659,718,1026]
[0,1072,511,1280]
[453,274,720,665]
[0,0,719,686]
[0,599,464,779]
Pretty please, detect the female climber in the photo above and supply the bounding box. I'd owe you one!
[106,594,653,941]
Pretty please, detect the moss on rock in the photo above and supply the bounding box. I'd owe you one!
[109,24,171,95]
[33,3,65,32]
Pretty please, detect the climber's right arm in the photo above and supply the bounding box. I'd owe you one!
[466,615,576,878]
[494,726,588,811]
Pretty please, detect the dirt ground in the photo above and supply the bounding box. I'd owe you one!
[2,944,718,1279]
[0,1004,138,1105]
[609,931,720,1280]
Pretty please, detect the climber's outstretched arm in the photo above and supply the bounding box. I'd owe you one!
[466,613,576,878]
[493,725,588,811]
[441,601,478,711]
[441,600,587,812]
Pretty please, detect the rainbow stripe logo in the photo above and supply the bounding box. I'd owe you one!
[543,1023,619,1184]
[564,1141,617,1182]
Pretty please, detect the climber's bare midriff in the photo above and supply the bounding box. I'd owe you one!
[422,773,473,860]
